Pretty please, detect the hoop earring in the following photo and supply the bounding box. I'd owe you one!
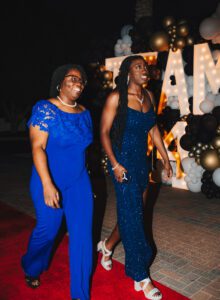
[56,85,60,92]
[127,75,130,85]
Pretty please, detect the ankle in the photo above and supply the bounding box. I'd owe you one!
[105,240,115,252]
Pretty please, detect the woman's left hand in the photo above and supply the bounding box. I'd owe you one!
[163,160,173,178]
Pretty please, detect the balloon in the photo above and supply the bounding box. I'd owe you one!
[214,94,220,106]
[212,106,220,121]
[187,181,202,192]
[174,37,186,49]
[177,24,189,37]
[199,100,215,113]
[199,18,220,40]
[180,134,195,151]
[181,157,195,173]
[149,31,169,52]
[163,16,175,28]
[121,25,133,37]
[170,100,179,109]
[103,71,113,80]
[212,168,220,187]
[200,149,220,171]
[212,136,220,149]
[206,92,216,102]
[201,114,218,132]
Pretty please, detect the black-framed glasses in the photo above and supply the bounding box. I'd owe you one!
[64,75,87,86]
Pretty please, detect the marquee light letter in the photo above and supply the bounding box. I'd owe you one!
[161,49,190,116]
[193,43,220,114]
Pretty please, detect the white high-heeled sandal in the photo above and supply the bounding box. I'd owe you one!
[134,277,162,300]
[97,238,112,271]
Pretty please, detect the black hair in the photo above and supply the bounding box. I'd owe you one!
[111,55,147,149]
[49,64,87,98]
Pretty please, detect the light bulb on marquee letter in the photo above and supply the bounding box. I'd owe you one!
[193,43,220,115]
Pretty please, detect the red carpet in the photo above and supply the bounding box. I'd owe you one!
[0,202,189,300]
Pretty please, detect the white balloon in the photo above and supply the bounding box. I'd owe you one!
[212,33,220,44]
[199,100,215,113]
[187,76,194,87]
[122,34,132,44]
[187,181,202,192]
[181,157,195,174]
[170,99,179,109]
[188,86,194,97]
[213,168,220,187]
[206,92,216,101]
[184,175,190,183]
[199,18,220,40]
[214,97,220,107]
[124,48,132,55]
[121,25,133,38]
[191,177,199,184]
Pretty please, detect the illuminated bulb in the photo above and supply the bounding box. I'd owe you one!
[212,70,217,74]
[216,79,220,84]
[173,60,177,64]
[200,83,204,87]
[200,74,204,79]
[180,69,183,74]
[200,91,204,96]
[113,62,117,66]
[200,56,204,61]
[200,65,204,70]
[205,54,209,59]
[174,88,178,93]
[202,47,206,52]
[209,61,213,67]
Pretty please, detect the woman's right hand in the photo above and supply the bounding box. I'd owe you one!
[43,182,60,208]
[113,164,127,183]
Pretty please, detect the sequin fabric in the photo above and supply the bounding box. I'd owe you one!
[110,106,156,281]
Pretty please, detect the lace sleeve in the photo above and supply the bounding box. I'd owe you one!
[27,100,56,132]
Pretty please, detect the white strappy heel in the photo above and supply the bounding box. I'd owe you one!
[134,277,162,300]
[97,238,113,271]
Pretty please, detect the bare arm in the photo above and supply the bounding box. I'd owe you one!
[149,125,173,178]
[29,126,60,208]
[100,91,127,182]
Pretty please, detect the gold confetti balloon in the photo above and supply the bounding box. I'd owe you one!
[163,16,175,28]
[212,136,220,149]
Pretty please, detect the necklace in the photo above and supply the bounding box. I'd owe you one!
[57,96,77,108]
[128,92,144,106]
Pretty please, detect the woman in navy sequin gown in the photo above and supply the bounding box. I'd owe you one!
[21,64,93,300]
[99,56,172,300]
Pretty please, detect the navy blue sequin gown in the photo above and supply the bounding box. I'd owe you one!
[110,106,156,281]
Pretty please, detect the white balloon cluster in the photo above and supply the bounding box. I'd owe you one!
[199,3,220,44]
[114,25,133,57]
[182,157,204,192]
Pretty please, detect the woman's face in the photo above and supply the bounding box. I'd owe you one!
[128,58,149,85]
[60,68,86,100]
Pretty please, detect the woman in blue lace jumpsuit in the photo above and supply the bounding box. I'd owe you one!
[21,64,93,300]
[99,56,172,300]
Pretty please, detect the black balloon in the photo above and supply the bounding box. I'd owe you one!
[184,63,193,76]
[212,106,220,122]
[180,134,195,151]
[201,114,218,132]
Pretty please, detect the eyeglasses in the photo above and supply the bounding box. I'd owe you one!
[64,75,87,86]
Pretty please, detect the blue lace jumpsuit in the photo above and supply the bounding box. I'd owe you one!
[21,100,93,300]
[110,106,156,282]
